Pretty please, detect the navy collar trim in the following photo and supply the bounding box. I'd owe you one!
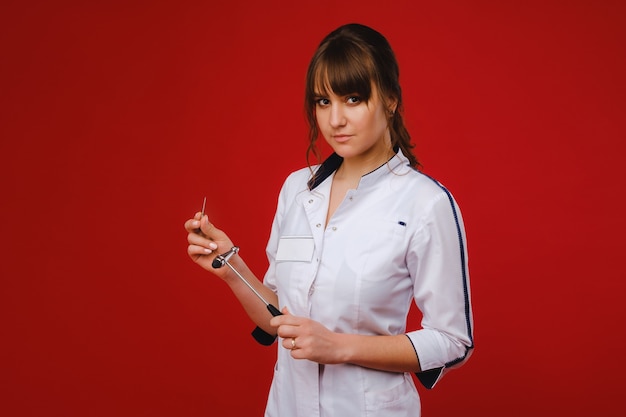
[307,146,401,191]
[307,152,343,190]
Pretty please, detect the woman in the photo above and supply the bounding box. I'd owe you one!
[185,23,474,417]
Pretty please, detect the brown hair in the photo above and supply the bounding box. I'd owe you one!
[304,23,419,169]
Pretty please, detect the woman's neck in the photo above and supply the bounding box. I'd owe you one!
[335,146,395,181]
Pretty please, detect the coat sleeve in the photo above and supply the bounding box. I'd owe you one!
[405,184,474,389]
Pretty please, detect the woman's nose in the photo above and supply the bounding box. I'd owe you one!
[329,104,346,128]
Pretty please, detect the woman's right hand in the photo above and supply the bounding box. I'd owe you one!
[184,212,235,279]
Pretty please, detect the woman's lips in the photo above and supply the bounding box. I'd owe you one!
[332,134,352,143]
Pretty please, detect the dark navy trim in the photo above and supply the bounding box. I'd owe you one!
[416,367,444,389]
[251,326,277,346]
[307,152,343,190]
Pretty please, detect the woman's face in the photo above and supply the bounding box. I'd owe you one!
[314,82,392,162]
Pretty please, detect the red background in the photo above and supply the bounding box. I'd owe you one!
[1,1,625,416]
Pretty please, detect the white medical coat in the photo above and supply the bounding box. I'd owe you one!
[260,150,474,417]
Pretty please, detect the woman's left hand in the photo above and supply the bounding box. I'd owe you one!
[270,307,348,365]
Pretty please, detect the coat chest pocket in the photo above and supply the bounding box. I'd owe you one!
[276,236,314,262]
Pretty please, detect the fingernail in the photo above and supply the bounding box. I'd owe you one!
[192,220,200,228]
[203,248,213,254]
[208,242,217,250]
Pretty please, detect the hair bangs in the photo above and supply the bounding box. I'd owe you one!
[313,41,374,100]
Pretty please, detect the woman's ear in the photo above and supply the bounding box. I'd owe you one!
[387,96,398,115]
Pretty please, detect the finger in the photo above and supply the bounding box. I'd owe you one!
[184,211,209,232]
[270,308,296,327]
[199,215,219,235]
[184,218,201,232]
[290,348,304,359]
[187,232,218,249]
[187,244,217,257]
[275,323,301,339]
[282,337,297,351]
[200,216,232,245]
[187,245,217,259]
[187,235,218,251]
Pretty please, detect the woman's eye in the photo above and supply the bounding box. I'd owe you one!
[347,96,361,104]
[316,98,330,106]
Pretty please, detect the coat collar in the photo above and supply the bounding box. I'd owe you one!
[308,147,411,191]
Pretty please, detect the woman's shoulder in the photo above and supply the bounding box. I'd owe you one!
[396,168,460,209]
[278,165,317,195]
[284,165,315,185]
[398,168,447,191]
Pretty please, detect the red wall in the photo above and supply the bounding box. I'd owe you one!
[1,1,625,416]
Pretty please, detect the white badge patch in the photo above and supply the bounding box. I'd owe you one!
[276,236,314,262]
